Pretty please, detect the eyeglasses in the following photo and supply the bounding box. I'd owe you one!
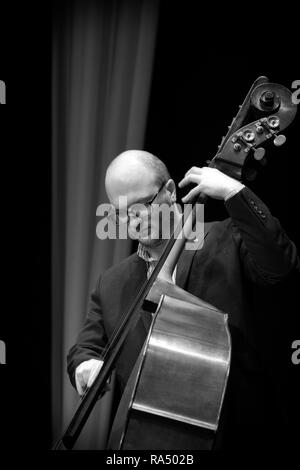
[107,181,166,225]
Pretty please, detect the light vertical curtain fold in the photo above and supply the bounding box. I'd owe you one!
[52,0,159,449]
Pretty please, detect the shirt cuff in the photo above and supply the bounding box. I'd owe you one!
[224,184,245,202]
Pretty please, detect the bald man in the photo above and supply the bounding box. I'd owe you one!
[67,150,299,449]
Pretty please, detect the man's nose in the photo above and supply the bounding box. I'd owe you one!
[130,207,149,219]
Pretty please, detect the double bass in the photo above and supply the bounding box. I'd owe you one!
[53,77,297,450]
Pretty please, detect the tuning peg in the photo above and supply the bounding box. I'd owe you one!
[253,147,265,161]
[273,134,286,147]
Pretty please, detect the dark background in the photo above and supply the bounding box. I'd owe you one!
[0,1,299,451]
[0,2,51,450]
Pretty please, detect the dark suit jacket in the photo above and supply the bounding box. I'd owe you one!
[67,186,299,448]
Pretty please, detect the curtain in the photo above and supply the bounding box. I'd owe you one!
[52,0,159,449]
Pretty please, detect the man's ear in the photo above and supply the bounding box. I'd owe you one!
[165,179,176,202]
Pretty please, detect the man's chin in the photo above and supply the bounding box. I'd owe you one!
[128,227,166,246]
[138,236,164,247]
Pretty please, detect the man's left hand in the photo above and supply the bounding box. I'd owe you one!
[178,167,244,202]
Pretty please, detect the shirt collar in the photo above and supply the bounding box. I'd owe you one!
[137,243,157,263]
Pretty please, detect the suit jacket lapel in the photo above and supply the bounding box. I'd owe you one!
[176,222,211,289]
[130,254,152,332]
[129,253,147,293]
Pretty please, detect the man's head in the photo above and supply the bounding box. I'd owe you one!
[105,150,177,246]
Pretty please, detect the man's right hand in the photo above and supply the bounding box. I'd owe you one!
[75,358,104,396]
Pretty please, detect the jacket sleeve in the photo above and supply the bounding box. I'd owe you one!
[67,275,108,389]
[225,186,300,285]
